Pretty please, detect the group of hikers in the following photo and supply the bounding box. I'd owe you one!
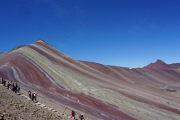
[0,78,20,94]
[0,78,38,102]
[1,78,85,120]
[28,90,37,102]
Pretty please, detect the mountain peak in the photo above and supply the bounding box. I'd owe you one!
[143,59,171,70]
[35,39,47,43]
[34,39,53,47]
[156,59,165,63]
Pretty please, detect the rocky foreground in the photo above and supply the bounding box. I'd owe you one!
[0,84,63,120]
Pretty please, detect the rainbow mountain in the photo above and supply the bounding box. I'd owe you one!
[0,40,180,120]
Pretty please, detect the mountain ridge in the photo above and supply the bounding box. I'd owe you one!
[142,59,179,70]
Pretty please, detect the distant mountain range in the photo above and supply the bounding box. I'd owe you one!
[143,59,180,70]
[0,40,180,120]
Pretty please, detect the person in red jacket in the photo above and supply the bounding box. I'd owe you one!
[71,110,76,119]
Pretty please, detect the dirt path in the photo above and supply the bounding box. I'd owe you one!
[0,84,63,120]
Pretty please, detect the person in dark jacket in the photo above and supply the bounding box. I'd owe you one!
[15,83,18,93]
[7,81,11,89]
[17,86,20,93]
[28,90,31,99]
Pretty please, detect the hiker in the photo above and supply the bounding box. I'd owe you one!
[7,81,11,89]
[1,78,3,84]
[79,113,84,120]
[11,83,14,91]
[3,79,6,86]
[33,93,37,102]
[32,93,34,101]
[9,81,12,90]
[0,78,2,84]
[17,86,20,93]
[12,83,15,92]
[28,90,31,99]
[71,110,76,120]
[15,83,18,93]
[4,80,6,86]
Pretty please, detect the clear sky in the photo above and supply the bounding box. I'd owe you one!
[0,0,180,68]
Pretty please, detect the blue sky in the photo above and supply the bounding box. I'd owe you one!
[0,0,180,68]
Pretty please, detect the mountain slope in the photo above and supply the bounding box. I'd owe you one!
[169,63,180,69]
[0,40,180,120]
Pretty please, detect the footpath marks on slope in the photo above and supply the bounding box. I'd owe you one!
[35,102,42,105]
[20,94,30,100]
[52,109,58,113]
[48,108,53,111]
[19,93,71,119]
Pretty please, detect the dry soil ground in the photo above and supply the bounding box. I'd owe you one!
[0,84,63,120]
